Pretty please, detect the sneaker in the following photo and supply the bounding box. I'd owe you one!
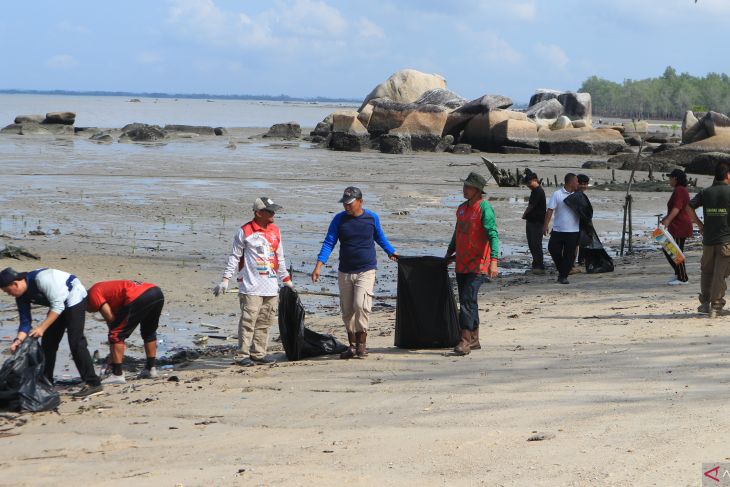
[252,355,276,365]
[235,358,255,367]
[138,367,159,379]
[698,303,710,314]
[72,384,104,398]
[667,279,688,286]
[101,374,126,385]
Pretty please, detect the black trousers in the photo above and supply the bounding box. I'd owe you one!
[548,231,580,279]
[41,298,100,386]
[108,286,165,344]
[525,220,544,269]
[662,236,688,282]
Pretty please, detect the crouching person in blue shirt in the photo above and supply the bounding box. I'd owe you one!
[0,267,102,398]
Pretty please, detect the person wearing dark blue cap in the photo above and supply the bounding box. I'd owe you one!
[311,186,398,359]
[0,266,102,398]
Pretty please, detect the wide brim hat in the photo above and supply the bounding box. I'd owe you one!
[460,172,487,193]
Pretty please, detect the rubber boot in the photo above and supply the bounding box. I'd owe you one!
[340,332,356,359]
[454,329,472,356]
[355,331,368,359]
[470,327,481,350]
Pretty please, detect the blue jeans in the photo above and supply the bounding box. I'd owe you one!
[456,272,483,331]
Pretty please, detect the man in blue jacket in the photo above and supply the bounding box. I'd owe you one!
[311,187,397,359]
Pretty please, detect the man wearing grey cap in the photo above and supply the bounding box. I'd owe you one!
[213,197,293,366]
[311,186,398,359]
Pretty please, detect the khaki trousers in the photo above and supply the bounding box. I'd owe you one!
[238,294,278,359]
[700,242,730,310]
[338,269,376,334]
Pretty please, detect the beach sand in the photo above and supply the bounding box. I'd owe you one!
[0,131,726,486]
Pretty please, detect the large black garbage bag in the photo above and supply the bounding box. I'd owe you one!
[582,228,614,274]
[278,286,348,361]
[0,338,60,412]
[395,256,460,349]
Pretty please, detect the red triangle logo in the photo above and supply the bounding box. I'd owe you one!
[705,466,720,482]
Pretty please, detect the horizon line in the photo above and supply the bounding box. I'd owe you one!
[0,88,361,104]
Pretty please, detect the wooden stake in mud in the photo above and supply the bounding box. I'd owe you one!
[620,138,644,256]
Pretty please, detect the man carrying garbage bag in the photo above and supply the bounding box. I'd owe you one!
[445,172,499,356]
[311,186,398,359]
[86,280,165,384]
[213,197,293,366]
[0,267,102,398]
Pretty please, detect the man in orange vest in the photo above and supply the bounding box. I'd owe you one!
[445,172,499,356]
[213,197,293,366]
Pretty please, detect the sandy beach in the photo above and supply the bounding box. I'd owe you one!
[0,130,726,486]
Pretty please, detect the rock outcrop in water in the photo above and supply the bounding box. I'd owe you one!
[311,69,627,155]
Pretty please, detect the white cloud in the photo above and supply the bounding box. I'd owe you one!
[166,0,383,53]
[46,54,79,69]
[535,43,569,69]
[357,17,385,40]
[507,1,537,21]
[275,0,348,37]
[480,31,523,64]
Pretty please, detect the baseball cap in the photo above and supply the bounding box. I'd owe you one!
[252,196,282,213]
[521,170,538,184]
[339,186,362,204]
[0,267,22,288]
[664,169,685,178]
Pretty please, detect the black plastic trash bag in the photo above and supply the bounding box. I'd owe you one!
[0,338,60,412]
[395,256,460,349]
[278,286,348,361]
[565,191,614,274]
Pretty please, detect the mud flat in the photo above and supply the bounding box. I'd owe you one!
[0,131,725,486]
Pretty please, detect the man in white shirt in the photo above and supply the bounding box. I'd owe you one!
[544,173,580,284]
[213,197,293,366]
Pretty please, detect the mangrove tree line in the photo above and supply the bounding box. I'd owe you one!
[579,66,730,120]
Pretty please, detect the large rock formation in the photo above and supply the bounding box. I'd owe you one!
[43,112,76,125]
[329,112,369,152]
[443,94,513,136]
[491,119,539,150]
[1,122,74,135]
[359,69,446,111]
[538,128,626,155]
[526,90,592,127]
[164,125,216,136]
[14,115,44,124]
[367,99,449,138]
[119,124,166,142]
[265,122,301,138]
[459,109,528,151]
[686,152,730,176]
[413,88,466,109]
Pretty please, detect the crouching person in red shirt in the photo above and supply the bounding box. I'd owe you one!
[87,280,165,384]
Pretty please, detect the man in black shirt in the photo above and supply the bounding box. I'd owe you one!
[522,170,546,274]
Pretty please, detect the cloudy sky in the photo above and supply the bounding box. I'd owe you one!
[1,0,728,102]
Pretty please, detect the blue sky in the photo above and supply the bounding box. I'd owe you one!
[1,0,728,103]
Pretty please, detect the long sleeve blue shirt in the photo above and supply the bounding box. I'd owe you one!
[316,209,396,273]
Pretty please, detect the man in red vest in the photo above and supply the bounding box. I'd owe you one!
[213,197,293,366]
[445,172,499,356]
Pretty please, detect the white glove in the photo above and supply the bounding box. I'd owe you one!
[213,281,228,296]
[283,280,294,289]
